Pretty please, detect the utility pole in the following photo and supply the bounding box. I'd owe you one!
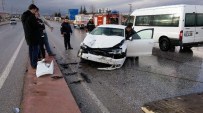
[2,0,5,12]
[128,3,132,15]
[32,0,34,4]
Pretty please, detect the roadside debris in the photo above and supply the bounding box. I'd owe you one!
[36,59,54,77]
[68,62,78,65]
[51,75,63,79]
[97,64,122,71]
[60,64,69,69]
[64,72,78,76]
[13,108,20,113]
[60,62,79,69]
[70,80,83,84]
[80,72,91,83]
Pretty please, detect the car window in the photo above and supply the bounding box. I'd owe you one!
[109,28,124,37]
[131,33,141,40]
[90,27,102,35]
[197,13,203,26]
[10,19,16,21]
[91,27,124,37]
[137,29,153,39]
[185,13,195,27]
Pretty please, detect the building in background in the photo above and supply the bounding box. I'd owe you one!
[0,12,10,22]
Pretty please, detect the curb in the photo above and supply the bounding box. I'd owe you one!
[21,57,81,113]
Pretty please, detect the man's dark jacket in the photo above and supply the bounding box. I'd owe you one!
[86,21,95,32]
[60,22,72,37]
[21,10,40,45]
[125,28,136,40]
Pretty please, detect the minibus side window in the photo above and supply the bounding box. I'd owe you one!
[185,13,196,27]
[153,15,173,26]
[197,13,203,26]
[172,14,180,27]
[135,14,179,27]
[135,16,152,26]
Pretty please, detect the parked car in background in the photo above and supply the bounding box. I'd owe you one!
[10,18,17,24]
[78,25,154,70]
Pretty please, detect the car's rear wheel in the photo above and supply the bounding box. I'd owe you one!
[159,37,170,51]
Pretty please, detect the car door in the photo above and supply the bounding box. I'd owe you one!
[127,28,154,57]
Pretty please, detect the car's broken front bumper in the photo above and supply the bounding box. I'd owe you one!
[81,53,126,65]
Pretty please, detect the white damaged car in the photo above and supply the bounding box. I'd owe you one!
[78,25,154,70]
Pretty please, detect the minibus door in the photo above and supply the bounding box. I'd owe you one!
[184,13,196,43]
[195,6,203,43]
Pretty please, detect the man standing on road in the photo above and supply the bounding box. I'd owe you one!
[86,18,95,32]
[61,17,73,50]
[35,9,55,56]
[35,9,46,59]
[21,4,40,69]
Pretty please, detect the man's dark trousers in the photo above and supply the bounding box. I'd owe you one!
[43,33,52,54]
[64,34,71,49]
[29,45,39,68]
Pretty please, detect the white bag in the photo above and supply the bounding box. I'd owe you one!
[36,59,54,77]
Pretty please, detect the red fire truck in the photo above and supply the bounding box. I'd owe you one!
[94,11,119,26]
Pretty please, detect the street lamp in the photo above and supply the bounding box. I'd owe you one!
[128,4,132,15]
[1,0,5,11]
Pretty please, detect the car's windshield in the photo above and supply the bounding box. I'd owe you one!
[90,27,124,37]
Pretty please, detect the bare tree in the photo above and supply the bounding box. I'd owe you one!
[89,5,96,14]
[83,6,87,14]
[79,6,83,14]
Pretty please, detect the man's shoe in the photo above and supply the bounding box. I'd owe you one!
[68,47,73,49]
[31,66,37,69]
[48,53,56,56]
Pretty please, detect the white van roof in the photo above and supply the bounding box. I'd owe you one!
[131,4,203,15]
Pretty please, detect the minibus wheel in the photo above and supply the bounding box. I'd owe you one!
[159,37,170,51]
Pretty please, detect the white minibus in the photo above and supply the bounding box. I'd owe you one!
[125,5,203,51]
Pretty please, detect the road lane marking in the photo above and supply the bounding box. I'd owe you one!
[0,37,24,89]
[81,82,110,113]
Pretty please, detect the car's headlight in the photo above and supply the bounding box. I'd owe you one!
[108,48,122,54]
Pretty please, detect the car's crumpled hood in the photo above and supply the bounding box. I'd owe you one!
[82,34,125,48]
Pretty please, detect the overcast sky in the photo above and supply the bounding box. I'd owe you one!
[1,0,203,15]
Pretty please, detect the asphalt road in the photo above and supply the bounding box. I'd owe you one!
[0,20,202,113]
[45,21,203,113]
[0,23,28,113]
